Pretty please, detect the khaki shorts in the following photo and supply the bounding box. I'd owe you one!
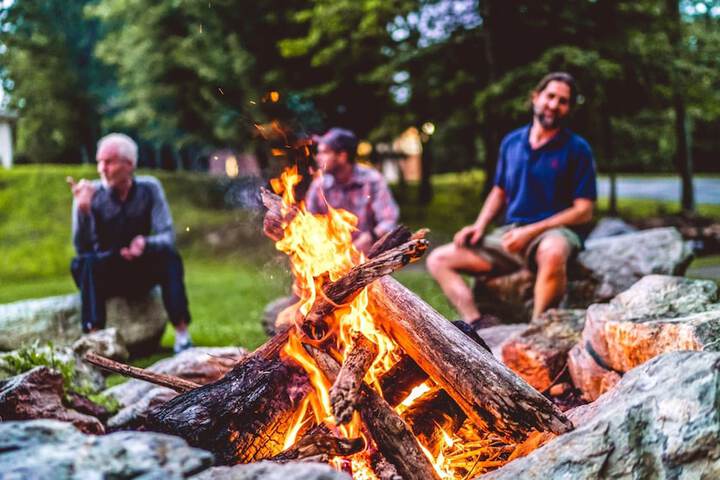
[470,224,582,274]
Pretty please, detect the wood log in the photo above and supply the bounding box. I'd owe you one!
[146,326,312,464]
[261,187,299,242]
[367,225,412,259]
[330,332,378,424]
[83,352,200,392]
[369,450,403,480]
[270,425,364,463]
[379,355,428,407]
[401,387,466,456]
[304,237,429,330]
[308,347,440,480]
[369,276,573,442]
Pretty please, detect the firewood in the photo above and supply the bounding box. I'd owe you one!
[370,276,573,442]
[330,332,378,424]
[261,187,299,242]
[367,225,412,259]
[304,237,429,330]
[401,387,466,456]
[83,352,200,392]
[307,347,441,480]
[369,450,403,480]
[146,326,312,464]
[270,425,364,462]
[379,354,428,407]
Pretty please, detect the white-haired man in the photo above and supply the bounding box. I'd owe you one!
[70,133,193,353]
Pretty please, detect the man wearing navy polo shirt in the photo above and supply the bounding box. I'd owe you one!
[428,72,597,326]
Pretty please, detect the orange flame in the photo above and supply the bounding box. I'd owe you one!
[272,166,511,478]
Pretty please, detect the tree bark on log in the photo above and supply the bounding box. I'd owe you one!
[146,326,312,464]
[330,332,378,424]
[369,276,573,442]
[83,352,200,392]
[309,347,440,480]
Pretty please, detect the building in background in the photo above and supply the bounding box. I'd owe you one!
[0,110,16,169]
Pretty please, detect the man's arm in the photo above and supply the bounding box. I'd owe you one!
[501,198,594,253]
[69,178,97,254]
[145,178,176,251]
[454,186,506,247]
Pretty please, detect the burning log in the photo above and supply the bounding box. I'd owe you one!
[271,425,365,463]
[370,276,573,442]
[303,236,428,330]
[367,225,413,259]
[379,354,428,407]
[83,352,200,393]
[330,332,378,425]
[146,328,314,464]
[310,347,441,480]
[401,387,466,456]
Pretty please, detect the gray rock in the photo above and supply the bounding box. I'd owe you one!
[585,217,637,241]
[191,461,350,480]
[0,290,167,356]
[482,351,720,480]
[581,227,694,301]
[72,327,129,361]
[107,387,177,431]
[0,419,213,479]
[570,275,720,401]
[105,346,246,407]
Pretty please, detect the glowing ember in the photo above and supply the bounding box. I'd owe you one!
[270,166,513,478]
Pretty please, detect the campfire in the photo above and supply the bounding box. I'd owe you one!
[139,167,572,480]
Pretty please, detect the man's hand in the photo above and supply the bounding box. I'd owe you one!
[120,235,146,261]
[501,225,537,253]
[453,224,485,248]
[67,177,96,214]
[353,231,373,254]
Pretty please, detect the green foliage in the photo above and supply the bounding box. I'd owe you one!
[0,342,120,413]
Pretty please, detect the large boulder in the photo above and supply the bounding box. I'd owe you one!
[570,275,720,400]
[482,351,720,480]
[0,366,104,434]
[501,309,585,391]
[0,291,168,357]
[191,461,350,480]
[0,419,213,479]
[474,227,694,322]
[71,327,129,361]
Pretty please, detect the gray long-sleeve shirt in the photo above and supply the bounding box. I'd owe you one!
[72,176,176,255]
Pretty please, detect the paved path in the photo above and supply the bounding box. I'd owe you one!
[597,177,720,204]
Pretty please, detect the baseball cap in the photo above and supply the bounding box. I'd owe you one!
[313,128,358,155]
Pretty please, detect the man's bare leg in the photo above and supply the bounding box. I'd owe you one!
[532,235,572,319]
[427,243,493,322]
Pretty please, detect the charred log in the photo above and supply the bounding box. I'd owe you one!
[401,387,466,456]
[379,355,428,407]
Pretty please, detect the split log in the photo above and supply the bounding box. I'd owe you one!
[309,347,440,480]
[146,327,313,464]
[83,352,200,393]
[370,276,573,442]
[330,332,378,424]
[367,225,412,259]
[261,187,299,242]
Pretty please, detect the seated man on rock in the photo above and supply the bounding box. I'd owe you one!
[69,133,193,353]
[428,72,597,327]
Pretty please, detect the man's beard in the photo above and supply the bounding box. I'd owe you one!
[533,107,568,130]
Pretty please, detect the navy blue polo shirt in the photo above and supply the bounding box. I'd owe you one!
[493,124,597,226]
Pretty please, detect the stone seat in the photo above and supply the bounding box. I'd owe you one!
[0,289,167,357]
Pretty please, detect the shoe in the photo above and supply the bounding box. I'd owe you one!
[451,320,491,353]
[173,338,193,354]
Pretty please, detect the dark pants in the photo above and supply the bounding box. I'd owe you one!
[71,246,191,333]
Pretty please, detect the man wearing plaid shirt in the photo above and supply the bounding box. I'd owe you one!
[306,128,399,253]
